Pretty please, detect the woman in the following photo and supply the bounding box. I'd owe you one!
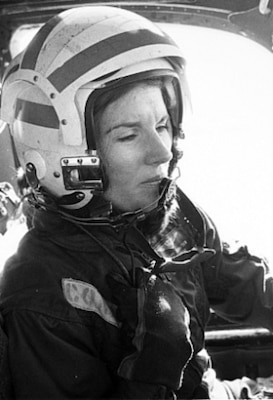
[0,5,272,399]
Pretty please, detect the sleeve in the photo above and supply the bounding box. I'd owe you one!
[4,309,115,399]
[201,210,273,330]
[107,268,193,398]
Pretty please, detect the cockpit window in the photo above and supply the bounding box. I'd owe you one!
[160,24,273,264]
[9,24,41,59]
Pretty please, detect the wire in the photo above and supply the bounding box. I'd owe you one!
[70,220,131,281]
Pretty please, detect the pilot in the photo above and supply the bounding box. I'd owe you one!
[0,5,272,399]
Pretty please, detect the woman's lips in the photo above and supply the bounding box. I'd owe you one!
[141,176,164,185]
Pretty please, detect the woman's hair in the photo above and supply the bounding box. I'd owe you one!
[137,184,178,237]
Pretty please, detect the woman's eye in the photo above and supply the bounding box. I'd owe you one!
[157,121,172,134]
[157,124,168,131]
[118,134,137,142]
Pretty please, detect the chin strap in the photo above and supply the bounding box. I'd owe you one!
[28,177,176,232]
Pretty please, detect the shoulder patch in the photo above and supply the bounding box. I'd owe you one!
[62,278,120,328]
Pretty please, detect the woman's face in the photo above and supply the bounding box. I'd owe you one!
[98,83,173,212]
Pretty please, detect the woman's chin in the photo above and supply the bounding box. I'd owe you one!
[105,190,160,213]
[135,195,160,213]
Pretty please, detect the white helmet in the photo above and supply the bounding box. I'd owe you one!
[1,6,189,210]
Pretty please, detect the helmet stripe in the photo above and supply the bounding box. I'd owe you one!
[21,15,62,70]
[15,99,59,129]
[48,29,178,92]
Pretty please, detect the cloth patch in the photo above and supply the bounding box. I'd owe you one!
[62,278,120,327]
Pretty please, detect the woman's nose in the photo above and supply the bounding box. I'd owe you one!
[144,132,173,166]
